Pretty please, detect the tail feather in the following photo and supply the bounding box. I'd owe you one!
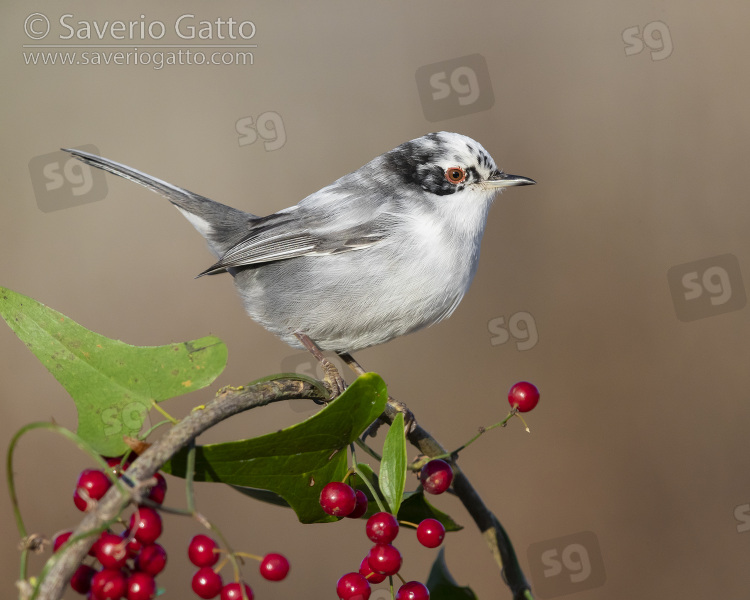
[63,148,254,259]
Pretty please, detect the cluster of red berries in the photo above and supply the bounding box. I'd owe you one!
[320,459,455,600]
[56,457,167,600]
[187,534,289,600]
[56,456,291,600]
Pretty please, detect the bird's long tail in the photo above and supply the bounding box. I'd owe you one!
[63,148,253,258]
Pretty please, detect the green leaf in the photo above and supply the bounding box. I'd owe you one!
[0,286,227,456]
[348,466,463,529]
[427,548,477,600]
[380,412,406,515]
[163,373,388,523]
[398,491,463,532]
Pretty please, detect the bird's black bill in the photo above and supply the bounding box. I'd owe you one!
[487,172,536,188]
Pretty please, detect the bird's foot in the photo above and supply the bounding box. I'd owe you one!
[386,395,417,433]
[295,332,347,399]
[362,394,417,439]
[320,356,347,398]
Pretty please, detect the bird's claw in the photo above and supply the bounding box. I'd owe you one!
[362,395,416,439]
[321,357,347,398]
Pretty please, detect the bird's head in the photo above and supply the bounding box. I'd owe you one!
[381,131,535,199]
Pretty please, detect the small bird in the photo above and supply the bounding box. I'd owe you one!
[64,132,534,360]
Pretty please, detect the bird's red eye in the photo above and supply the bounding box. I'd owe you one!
[445,167,466,184]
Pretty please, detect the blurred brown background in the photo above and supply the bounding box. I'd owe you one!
[2,2,749,599]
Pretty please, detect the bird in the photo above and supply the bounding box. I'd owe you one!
[64,132,534,387]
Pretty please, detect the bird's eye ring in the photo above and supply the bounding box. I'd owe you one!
[445,167,466,184]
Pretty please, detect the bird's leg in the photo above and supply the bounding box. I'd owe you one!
[337,352,416,435]
[294,333,346,398]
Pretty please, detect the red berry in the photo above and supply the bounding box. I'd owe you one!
[259,553,290,581]
[366,543,402,576]
[192,567,223,599]
[96,532,128,569]
[416,519,445,548]
[508,381,540,413]
[188,534,220,567]
[336,572,371,600]
[52,531,72,553]
[147,473,167,505]
[104,456,130,476]
[346,489,369,519]
[358,556,386,584]
[91,568,127,600]
[126,572,156,600]
[89,532,105,557]
[419,460,453,495]
[136,543,167,575]
[365,512,399,544]
[74,469,112,511]
[396,581,430,600]
[129,507,162,544]
[124,537,142,558]
[320,482,357,517]
[221,582,254,600]
[70,564,96,594]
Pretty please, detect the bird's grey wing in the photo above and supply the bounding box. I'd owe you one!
[198,200,394,276]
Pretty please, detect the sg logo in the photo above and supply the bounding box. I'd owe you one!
[527,532,606,598]
[488,311,538,351]
[28,145,108,212]
[279,352,327,414]
[623,20,673,61]
[101,402,150,438]
[667,254,746,322]
[734,503,750,534]
[236,111,286,151]
[415,54,494,122]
